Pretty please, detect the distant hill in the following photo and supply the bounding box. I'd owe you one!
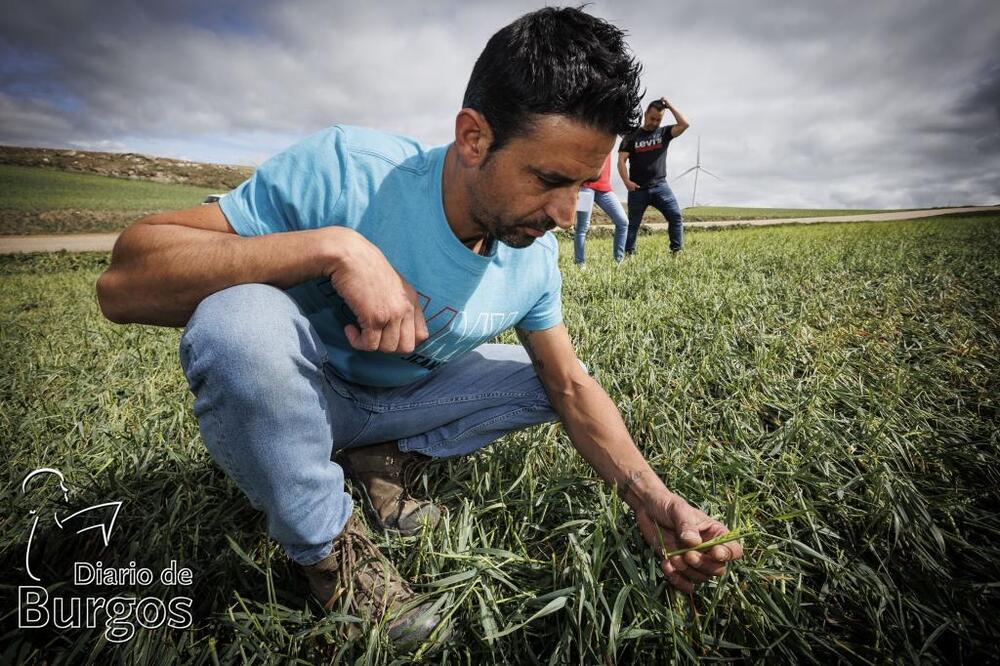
[0,145,253,190]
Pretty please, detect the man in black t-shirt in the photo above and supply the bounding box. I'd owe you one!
[617,97,689,254]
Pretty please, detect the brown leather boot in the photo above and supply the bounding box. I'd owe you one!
[341,441,442,536]
[300,515,451,648]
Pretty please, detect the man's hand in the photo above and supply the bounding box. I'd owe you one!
[633,490,743,593]
[324,231,428,353]
[664,99,690,138]
[660,97,671,109]
[514,325,742,595]
[624,179,639,192]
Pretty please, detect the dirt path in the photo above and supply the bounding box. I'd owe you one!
[0,206,996,254]
[0,232,124,253]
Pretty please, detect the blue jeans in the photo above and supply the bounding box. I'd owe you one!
[574,189,629,264]
[179,283,559,566]
[626,181,684,254]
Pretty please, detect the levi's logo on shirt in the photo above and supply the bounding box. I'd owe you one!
[633,129,666,153]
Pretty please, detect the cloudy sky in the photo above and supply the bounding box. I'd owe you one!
[1,0,997,208]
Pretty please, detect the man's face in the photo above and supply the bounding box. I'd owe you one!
[642,107,664,131]
[466,115,614,249]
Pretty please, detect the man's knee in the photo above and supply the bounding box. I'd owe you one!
[627,206,646,226]
[179,284,315,386]
[652,190,682,220]
[188,283,296,328]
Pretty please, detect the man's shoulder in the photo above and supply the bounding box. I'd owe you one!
[272,125,433,169]
[334,125,435,170]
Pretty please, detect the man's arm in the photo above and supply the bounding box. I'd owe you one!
[96,205,428,353]
[617,151,638,192]
[96,203,350,327]
[662,98,690,138]
[516,324,742,592]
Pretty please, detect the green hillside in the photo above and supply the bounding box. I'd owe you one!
[0,164,220,211]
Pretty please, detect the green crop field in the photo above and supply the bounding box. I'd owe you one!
[2,215,998,663]
[681,205,899,221]
[0,165,220,235]
[0,164,219,211]
[587,204,902,227]
[0,163,924,235]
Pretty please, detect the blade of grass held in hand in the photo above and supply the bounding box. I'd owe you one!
[662,528,751,559]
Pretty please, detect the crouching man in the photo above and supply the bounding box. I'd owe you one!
[96,7,742,649]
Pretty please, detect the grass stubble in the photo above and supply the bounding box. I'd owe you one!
[1,214,998,663]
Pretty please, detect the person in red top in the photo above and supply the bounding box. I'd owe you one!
[574,152,630,265]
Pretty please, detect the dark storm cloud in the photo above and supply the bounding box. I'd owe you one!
[0,0,997,206]
[945,59,1000,153]
[961,61,1000,119]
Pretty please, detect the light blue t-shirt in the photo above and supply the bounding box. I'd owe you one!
[219,125,563,387]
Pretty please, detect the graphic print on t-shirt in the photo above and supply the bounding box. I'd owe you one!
[621,125,674,186]
[316,280,520,372]
[632,133,667,153]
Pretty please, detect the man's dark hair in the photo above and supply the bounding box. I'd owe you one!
[648,99,667,111]
[462,7,643,152]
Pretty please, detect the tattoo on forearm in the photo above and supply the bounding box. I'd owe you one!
[617,470,643,500]
[516,328,544,372]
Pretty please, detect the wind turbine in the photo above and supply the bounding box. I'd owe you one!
[676,136,721,208]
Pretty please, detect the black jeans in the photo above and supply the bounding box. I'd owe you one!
[626,181,684,253]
